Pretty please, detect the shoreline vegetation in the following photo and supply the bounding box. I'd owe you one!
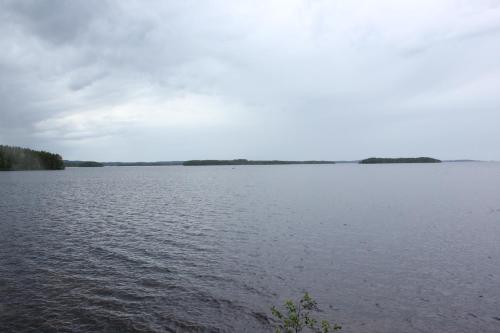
[183,159,336,166]
[0,145,64,171]
[64,160,104,167]
[359,157,441,164]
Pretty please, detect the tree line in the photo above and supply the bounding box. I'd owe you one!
[183,159,336,166]
[0,145,65,171]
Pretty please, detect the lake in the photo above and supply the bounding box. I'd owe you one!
[1,163,499,332]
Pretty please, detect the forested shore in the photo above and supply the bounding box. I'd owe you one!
[0,145,65,171]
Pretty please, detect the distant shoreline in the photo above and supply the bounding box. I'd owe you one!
[182,159,336,166]
[1,143,489,171]
[64,161,104,167]
[359,157,441,164]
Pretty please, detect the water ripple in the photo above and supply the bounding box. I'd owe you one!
[1,164,500,332]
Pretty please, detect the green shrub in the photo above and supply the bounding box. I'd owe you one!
[271,293,341,333]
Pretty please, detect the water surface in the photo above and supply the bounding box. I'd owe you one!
[1,163,499,332]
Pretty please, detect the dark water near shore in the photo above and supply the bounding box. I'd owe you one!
[1,163,500,332]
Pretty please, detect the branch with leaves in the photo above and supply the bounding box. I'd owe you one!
[271,293,341,333]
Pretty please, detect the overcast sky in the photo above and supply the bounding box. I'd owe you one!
[1,0,500,161]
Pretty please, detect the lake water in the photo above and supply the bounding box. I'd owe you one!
[1,163,499,332]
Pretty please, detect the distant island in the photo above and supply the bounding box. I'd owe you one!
[183,159,336,166]
[359,157,441,164]
[64,160,104,167]
[0,145,65,171]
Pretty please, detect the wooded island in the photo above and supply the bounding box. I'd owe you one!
[183,159,336,166]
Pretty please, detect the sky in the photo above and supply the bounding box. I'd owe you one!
[1,0,500,161]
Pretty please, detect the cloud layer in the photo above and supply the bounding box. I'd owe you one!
[1,0,500,161]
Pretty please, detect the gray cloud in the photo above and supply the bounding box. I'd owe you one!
[1,0,500,161]
[4,0,105,45]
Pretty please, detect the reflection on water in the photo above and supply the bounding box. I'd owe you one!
[1,163,500,332]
